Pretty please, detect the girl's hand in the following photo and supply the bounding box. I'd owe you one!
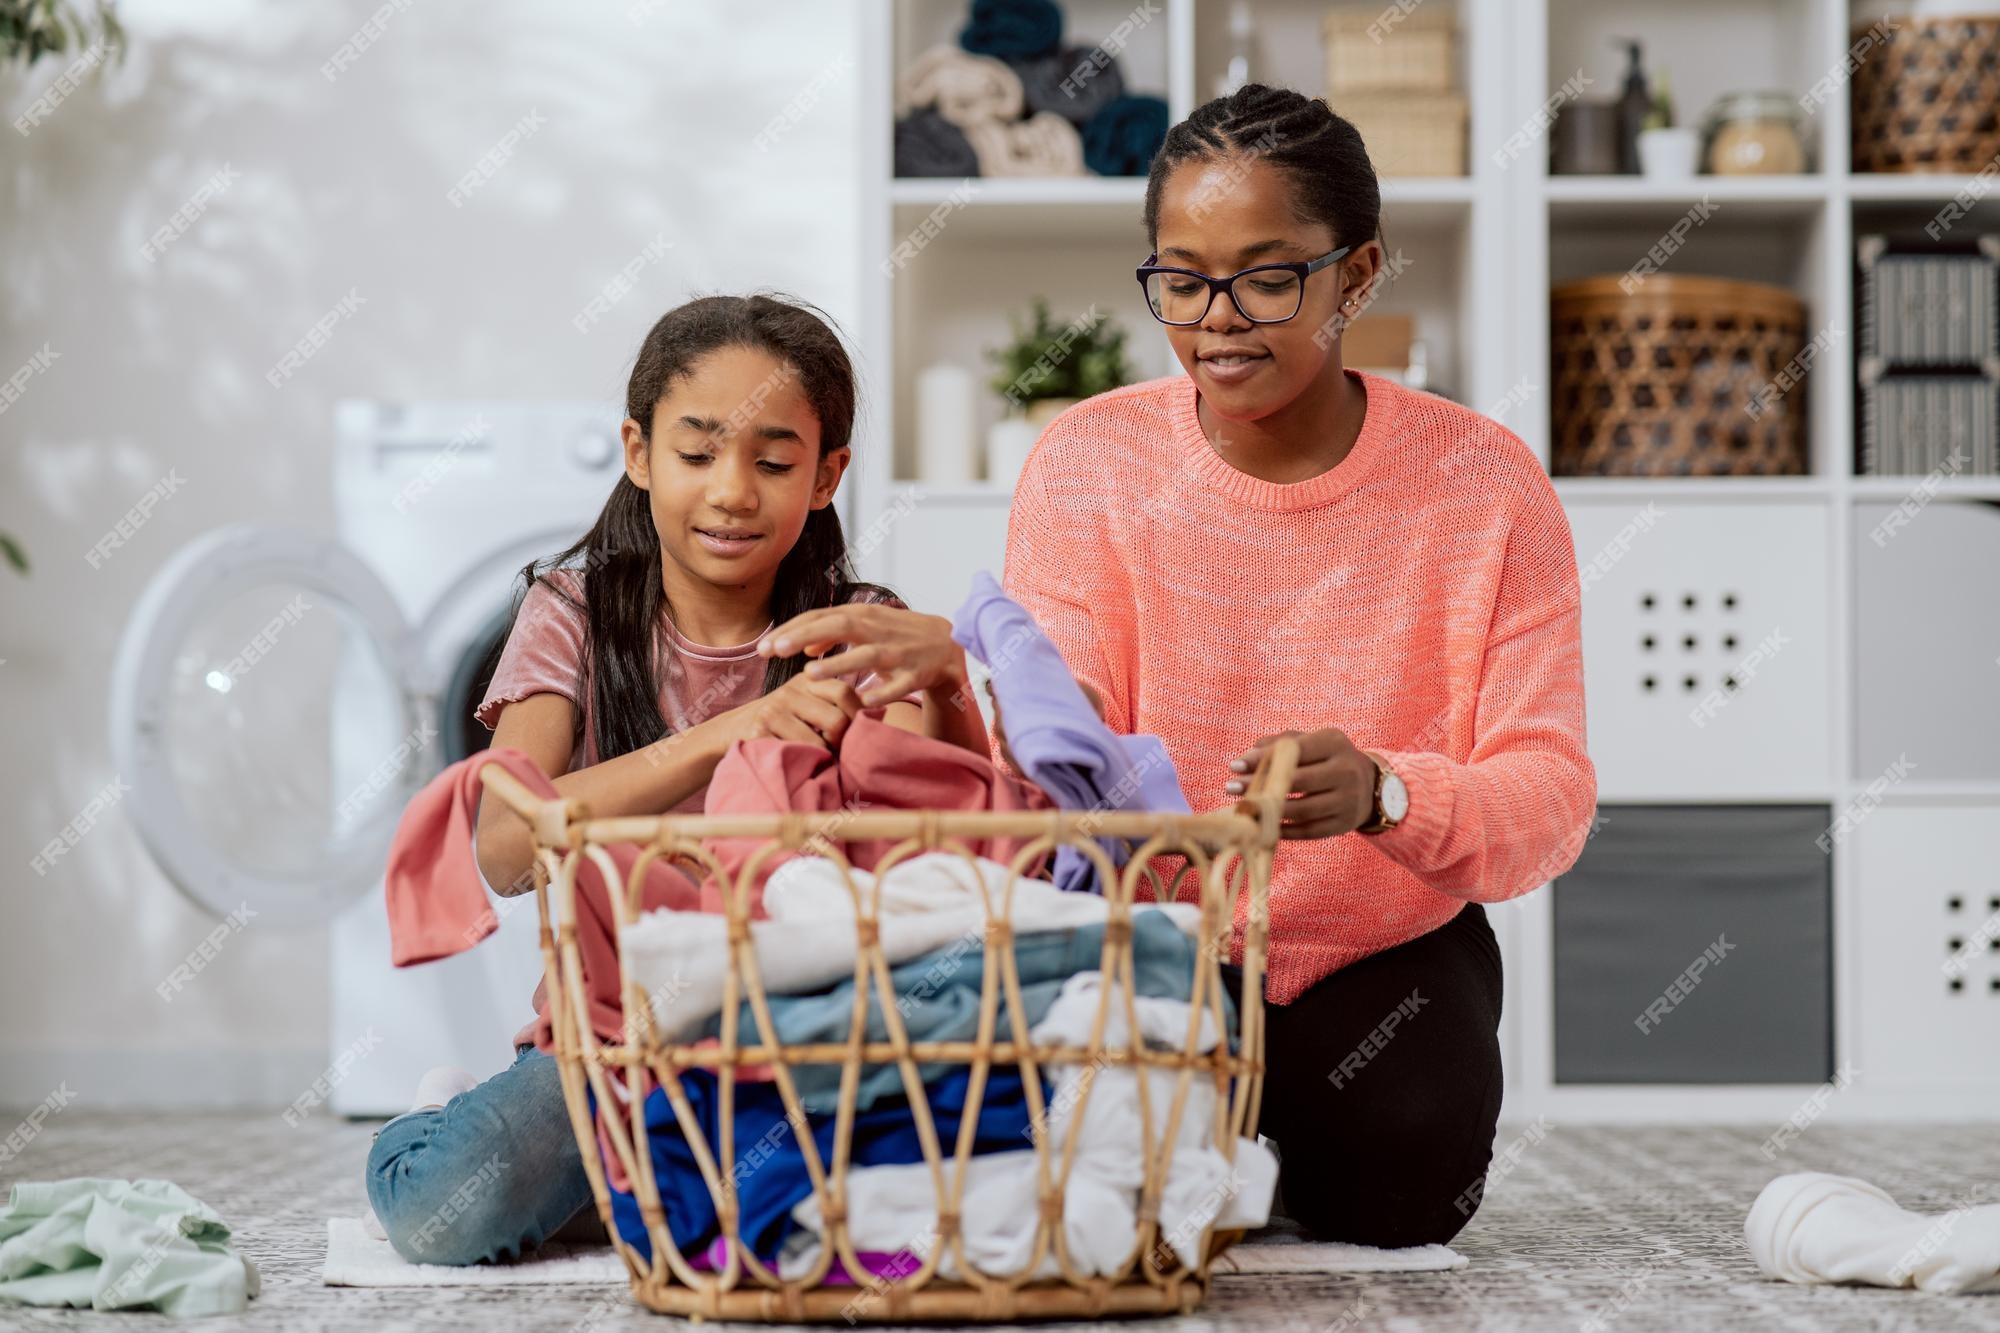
[731,673,864,748]
[761,604,969,709]
[1224,727,1377,839]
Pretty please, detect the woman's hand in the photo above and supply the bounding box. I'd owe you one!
[760,604,969,709]
[1225,727,1378,839]
[727,672,864,748]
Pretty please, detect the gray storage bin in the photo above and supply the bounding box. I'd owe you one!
[1553,804,1833,1084]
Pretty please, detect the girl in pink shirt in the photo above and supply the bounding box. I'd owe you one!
[367,293,989,1266]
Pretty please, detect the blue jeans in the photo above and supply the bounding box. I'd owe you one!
[364,1045,599,1265]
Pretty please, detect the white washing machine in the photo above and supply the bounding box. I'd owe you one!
[110,402,626,1114]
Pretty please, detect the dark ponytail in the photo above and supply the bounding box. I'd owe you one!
[1144,84,1382,253]
[520,293,889,763]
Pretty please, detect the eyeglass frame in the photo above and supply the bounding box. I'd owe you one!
[1134,245,1354,326]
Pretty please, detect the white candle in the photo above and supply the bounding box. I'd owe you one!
[915,363,976,484]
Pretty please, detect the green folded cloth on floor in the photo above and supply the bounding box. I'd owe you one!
[0,1178,259,1315]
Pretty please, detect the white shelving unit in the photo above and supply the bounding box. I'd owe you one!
[852,0,2000,1122]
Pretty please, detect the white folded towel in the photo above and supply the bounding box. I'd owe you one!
[1745,1172,2000,1295]
[621,852,1204,1042]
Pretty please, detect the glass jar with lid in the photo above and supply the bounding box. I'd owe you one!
[1703,92,1808,175]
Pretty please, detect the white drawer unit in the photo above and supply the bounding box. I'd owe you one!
[1852,806,2000,1093]
[1566,500,1833,802]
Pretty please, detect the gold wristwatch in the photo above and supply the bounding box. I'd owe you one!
[1357,751,1408,834]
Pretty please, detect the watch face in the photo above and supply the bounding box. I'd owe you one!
[1380,772,1410,822]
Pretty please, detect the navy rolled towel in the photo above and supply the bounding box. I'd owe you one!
[959,0,1063,62]
[1011,44,1126,126]
[895,110,981,178]
[1082,94,1169,177]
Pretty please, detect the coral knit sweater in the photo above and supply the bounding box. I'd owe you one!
[1001,370,1597,1004]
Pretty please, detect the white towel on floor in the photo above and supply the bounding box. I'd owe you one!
[1745,1172,2000,1295]
[1219,1241,1465,1273]
[621,852,1202,1042]
[321,1218,625,1287]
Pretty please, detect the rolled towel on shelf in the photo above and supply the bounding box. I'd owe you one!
[958,0,1064,62]
[896,43,1024,129]
[894,110,980,179]
[1082,93,1170,177]
[1011,44,1126,125]
[965,111,1086,178]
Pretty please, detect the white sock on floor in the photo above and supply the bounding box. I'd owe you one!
[1746,1172,2000,1295]
[411,1065,479,1112]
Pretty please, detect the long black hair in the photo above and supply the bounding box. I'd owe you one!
[518,293,891,763]
[1143,83,1382,253]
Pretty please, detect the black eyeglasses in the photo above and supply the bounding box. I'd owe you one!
[1136,246,1352,326]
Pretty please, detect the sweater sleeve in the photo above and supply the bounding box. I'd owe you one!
[999,441,1131,737]
[1364,481,1598,903]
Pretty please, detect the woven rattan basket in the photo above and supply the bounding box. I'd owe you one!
[1551,274,1810,476]
[1851,15,2000,175]
[479,738,1299,1323]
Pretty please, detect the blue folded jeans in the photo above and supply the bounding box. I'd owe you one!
[363,1045,597,1266]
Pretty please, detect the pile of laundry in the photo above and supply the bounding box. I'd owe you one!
[591,572,1274,1279]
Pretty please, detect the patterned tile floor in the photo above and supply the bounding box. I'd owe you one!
[0,1115,1995,1331]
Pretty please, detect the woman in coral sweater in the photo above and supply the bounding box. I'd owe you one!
[996,85,1598,1247]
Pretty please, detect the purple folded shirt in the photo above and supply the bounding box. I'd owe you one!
[951,570,1189,893]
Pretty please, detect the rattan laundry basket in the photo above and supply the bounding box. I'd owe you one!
[478,739,1298,1324]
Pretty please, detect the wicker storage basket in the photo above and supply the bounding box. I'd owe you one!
[1323,7,1454,94]
[1551,274,1811,476]
[1333,92,1468,176]
[479,739,1299,1324]
[1851,15,2000,174]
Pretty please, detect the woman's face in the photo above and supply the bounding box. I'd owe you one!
[1151,154,1379,423]
[622,344,847,594]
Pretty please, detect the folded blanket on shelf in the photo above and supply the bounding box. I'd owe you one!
[896,43,1024,129]
[894,110,979,179]
[1745,1172,2000,1295]
[964,112,1085,177]
[1082,94,1170,177]
[778,973,1275,1281]
[953,570,1189,894]
[958,0,1064,62]
[1010,45,1125,125]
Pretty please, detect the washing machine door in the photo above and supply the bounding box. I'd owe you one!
[109,524,428,925]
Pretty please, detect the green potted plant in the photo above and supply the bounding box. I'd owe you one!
[2,0,126,68]
[983,298,1131,486]
[987,297,1130,429]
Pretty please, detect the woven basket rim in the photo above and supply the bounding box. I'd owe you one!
[1552,273,1805,316]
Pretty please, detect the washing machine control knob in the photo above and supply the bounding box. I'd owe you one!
[569,430,618,470]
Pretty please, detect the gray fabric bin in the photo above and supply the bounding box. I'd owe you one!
[1553,804,1833,1084]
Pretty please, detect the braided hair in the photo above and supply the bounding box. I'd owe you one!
[1143,84,1382,254]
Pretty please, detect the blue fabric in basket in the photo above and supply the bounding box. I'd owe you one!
[700,911,1228,1116]
[597,1068,1036,1266]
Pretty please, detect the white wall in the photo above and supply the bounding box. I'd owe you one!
[0,0,866,1106]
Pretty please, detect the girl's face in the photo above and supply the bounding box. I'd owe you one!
[1150,154,1381,423]
[622,344,848,595]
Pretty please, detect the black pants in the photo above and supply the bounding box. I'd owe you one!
[1222,902,1504,1248]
